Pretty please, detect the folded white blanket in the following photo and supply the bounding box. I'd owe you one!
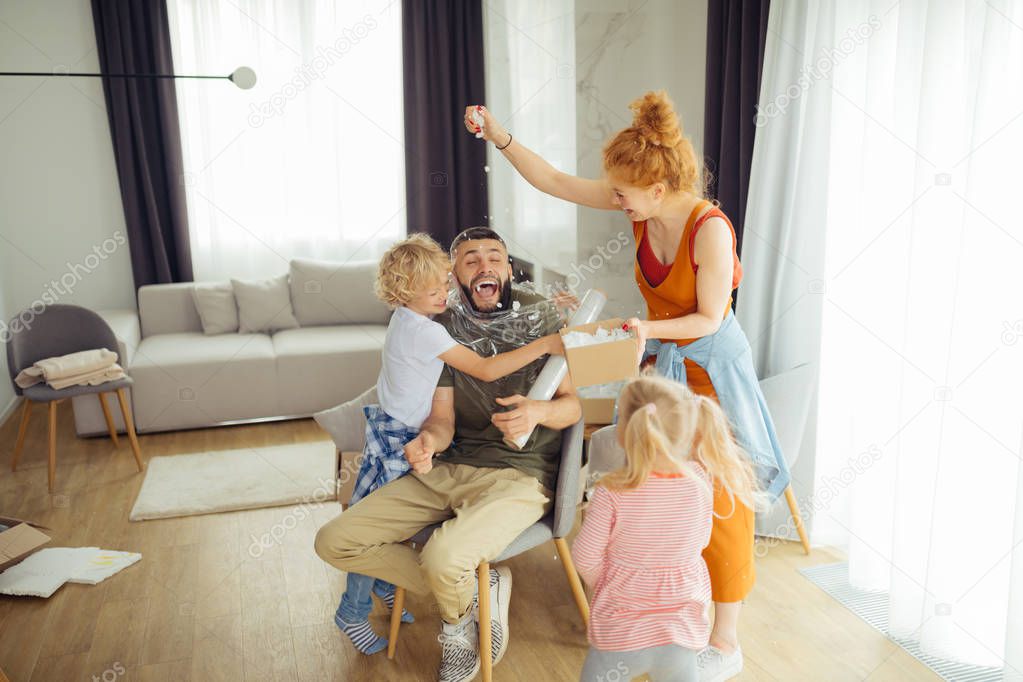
[15,348,125,390]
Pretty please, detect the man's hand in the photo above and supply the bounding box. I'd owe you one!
[492,394,544,441]
[404,431,436,474]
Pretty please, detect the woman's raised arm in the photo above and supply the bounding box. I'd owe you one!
[464,105,618,211]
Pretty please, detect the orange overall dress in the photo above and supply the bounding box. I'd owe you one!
[633,200,755,603]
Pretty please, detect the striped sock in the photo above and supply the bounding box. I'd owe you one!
[380,590,415,623]
[334,613,388,655]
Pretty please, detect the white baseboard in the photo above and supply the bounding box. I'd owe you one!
[0,395,20,428]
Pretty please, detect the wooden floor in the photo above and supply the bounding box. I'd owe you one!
[0,402,938,682]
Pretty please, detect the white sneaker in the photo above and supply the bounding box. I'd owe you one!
[438,615,480,682]
[697,644,743,682]
[471,566,512,665]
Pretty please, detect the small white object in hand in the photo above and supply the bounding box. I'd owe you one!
[561,325,632,349]
[471,108,485,139]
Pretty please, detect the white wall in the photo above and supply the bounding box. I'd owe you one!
[0,0,135,421]
[574,0,708,318]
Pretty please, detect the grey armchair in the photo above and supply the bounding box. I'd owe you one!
[6,304,144,491]
[386,418,589,682]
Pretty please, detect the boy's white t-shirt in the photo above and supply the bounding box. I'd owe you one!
[376,306,459,429]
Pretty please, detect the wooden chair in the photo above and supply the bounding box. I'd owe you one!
[387,419,590,682]
[757,363,816,554]
[6,304,144,492]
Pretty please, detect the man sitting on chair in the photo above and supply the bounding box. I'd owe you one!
[314,227,581,682]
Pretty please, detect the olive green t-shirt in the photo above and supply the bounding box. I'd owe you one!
[434,290,564,491]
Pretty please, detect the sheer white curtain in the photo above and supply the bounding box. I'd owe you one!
[742,0,1023,672]
[483,0,576,283]
[166,0,404,281]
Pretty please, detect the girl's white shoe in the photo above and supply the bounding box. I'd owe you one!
[697,644,743,682]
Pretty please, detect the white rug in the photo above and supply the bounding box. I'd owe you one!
[129,441,337,521]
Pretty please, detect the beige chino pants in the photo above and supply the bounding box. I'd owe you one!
[314,461,552,623]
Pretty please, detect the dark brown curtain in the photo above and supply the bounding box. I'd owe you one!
[91,0,193,286]
[402,0,489,249]
[703,0,771,260]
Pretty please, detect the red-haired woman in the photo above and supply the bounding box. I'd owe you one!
[464,93,791,682]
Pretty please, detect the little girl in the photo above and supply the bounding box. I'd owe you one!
[571,374,764,682]
[336,232,563,655]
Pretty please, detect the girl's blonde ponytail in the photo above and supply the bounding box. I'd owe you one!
[694,396,767,514]
[601,404,664,490]
[600,373,765,509]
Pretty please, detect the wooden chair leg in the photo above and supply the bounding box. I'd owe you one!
[477,562,493,682]
[387,586,405,660]
[115,388,144,472]
[47,401,57,493]
[784,485,811,555]
[554,537,590,624]
[11,399,32,471]
[98,392,119,446]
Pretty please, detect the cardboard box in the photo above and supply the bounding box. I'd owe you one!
[0,517,50,572]
[578,380,627,425]
[337,451,363,510]
[581,397,616,425]
[561,318,640,388]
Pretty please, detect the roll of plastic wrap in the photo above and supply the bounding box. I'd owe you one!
[509,289,607,449]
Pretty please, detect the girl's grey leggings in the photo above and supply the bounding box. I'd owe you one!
[580,644,698,682]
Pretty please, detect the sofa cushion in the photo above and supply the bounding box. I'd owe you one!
[130,332,277,432]
[314,385,377,452]
[232,275,300,334]
[139,283,205,337]
[289,258,391,326]
[273,326,386,416]
[191,282,239,335]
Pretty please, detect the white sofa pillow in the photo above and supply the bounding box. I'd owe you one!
[191,282,239,335]
[313,386,377,452]
[289,258,391,326]
[231,275,300,334]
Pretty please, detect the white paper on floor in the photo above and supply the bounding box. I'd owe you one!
[0,547,141,597]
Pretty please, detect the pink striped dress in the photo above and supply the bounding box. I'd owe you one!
[571,469,714,651]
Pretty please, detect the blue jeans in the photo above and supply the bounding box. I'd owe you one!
[336,572,396,623]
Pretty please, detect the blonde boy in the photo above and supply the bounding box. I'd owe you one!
[334,233,560,655]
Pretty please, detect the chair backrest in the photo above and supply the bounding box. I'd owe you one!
[552,418,585,539]
[5,304,120,396]
[758,362,815,468]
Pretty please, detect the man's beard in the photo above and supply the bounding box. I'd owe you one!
[459,278,513,315]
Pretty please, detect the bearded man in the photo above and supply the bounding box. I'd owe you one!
[314,227,581,682]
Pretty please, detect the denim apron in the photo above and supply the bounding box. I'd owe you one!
[643,311,791,504]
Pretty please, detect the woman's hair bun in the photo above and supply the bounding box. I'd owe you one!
[629,90,683,148]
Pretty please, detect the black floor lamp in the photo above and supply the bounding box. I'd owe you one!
[0,66,257,89]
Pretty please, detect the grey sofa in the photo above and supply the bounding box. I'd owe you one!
[72,260,389,435]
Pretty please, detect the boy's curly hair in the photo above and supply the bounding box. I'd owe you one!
[374,233,451,308]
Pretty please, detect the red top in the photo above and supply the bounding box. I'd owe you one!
[636,229,673,288]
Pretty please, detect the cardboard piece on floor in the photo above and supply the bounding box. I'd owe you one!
[0,517,51,572]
